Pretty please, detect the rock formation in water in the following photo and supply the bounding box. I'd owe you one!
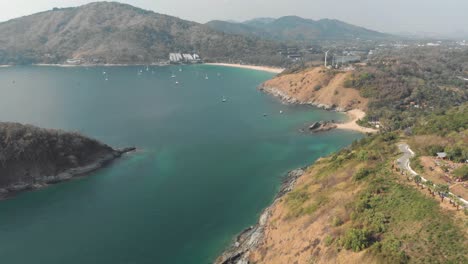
[0,122,135,198]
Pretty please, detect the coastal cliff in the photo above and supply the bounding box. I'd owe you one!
[0,122,135,199]
[259,67,367,112]
[216,133,468,264]
[215,169,305,264]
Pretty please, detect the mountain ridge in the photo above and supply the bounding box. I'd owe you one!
[206,16,390,42]
[0,2,283,65]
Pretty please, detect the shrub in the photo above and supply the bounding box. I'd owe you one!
[314,84,322,91]
[453,165,468,180]
[331,216,343,227]
[354,167,374,181]
[324,235,334,247]
[340,228,373,252]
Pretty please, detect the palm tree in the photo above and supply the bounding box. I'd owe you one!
[424,180,435,196]
[436,184,450,202]
[454,198,463,211]
[414,175,422,188]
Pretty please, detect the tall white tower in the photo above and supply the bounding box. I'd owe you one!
[324,50,330,67]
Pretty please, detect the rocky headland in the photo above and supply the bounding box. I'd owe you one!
[0,122,135,199]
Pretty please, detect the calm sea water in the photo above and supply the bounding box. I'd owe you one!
[0,65,361,263]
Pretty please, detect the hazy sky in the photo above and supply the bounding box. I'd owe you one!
[0,0,467,35]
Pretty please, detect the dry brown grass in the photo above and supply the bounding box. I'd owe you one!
[262,67,368,111]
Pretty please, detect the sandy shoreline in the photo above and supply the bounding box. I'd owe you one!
[336,109,378,133]
[205,63,284,74]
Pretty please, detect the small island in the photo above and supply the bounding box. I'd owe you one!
[0,122,135,199]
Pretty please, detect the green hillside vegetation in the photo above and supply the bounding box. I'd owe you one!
[206,16,389,44]
[0,2,285,66]
[344,47,468,130]
[285,132,468,263]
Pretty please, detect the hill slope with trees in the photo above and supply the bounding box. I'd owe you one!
[0,2,283,65]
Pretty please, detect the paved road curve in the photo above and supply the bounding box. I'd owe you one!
[397,143,468,207]
[397,143,418,176]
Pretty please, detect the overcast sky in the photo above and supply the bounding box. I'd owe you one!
[0,0,467,35]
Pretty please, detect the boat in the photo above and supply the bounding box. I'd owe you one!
[280,110,283,114]
[171,73,176,78]
[205,74,209,80]
[175,81,179,84]
[179,68,182,72]
[222,96,227,102]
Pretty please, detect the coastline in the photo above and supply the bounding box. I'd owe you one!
[0,147,136,200]
[215,169,305,264]
[337,109,378,133]
[205,63,285,74]
[259,85,378,134]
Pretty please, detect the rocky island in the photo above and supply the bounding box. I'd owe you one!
[0,122,135,199]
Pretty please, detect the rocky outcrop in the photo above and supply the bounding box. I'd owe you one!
[0,122,135,199]
[303,121,338,133]
[215,169,305,264]
[259,67,368,112]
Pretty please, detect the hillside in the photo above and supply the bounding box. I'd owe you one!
[0,122,134,198]
[206,16,389,43]
[218,131,468,264]
[0,2,282,65]
[344,47,468,130]
[260,67,368,111]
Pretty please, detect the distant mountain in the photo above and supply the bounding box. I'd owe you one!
[243,18,276,27]
[0,2,282,65]
[206,16,389,42]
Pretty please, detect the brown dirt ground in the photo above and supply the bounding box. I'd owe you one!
[262,67,368,111]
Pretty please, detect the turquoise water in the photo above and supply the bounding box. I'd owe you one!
[0,65,361,263]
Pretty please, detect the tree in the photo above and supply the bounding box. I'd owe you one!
[435,184,450,202]
[413,175,422,188]
[424,180,435,196]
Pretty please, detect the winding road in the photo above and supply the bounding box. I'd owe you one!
[397,143,418,176]
[397,143,468,207]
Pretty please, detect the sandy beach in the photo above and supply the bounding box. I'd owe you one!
[336,109,378,133]
[205,63,284,74]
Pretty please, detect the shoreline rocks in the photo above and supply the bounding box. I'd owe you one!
[215,169,305,264]
[258,85,347,112]
[303,121,338,133]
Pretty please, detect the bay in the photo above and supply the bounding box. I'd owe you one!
[0,65,361,263]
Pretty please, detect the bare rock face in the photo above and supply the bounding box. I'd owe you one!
[0,122,135,198]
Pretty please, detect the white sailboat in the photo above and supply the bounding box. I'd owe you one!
[222,96,227,102]
[171,73,176,78]
[205,74,209,80]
